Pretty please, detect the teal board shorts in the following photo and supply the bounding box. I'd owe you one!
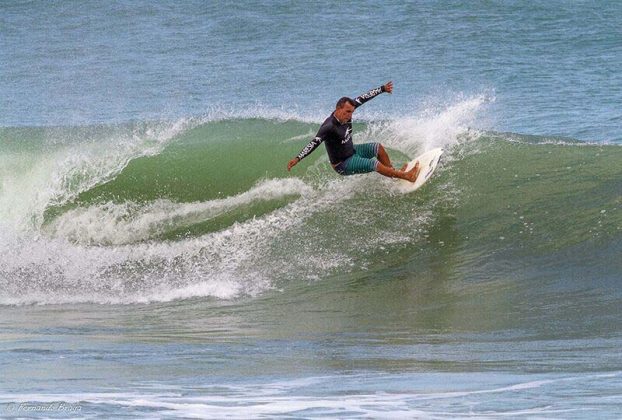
[332,143,380,176]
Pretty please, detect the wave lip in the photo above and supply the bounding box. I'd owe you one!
[0,119,193,232]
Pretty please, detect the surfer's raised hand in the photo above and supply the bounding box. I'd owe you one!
[382,81,393,94]
[287,157,300,171]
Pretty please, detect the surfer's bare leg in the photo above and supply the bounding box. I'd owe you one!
[377,144,393,168]
[376,161,420,182]
[378,144,408,172]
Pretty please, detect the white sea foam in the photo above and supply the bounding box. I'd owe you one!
[1,372,615,418]
[45,177,312,245]
[0,174,369,305]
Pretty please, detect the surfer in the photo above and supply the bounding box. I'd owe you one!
[287,81,420,182]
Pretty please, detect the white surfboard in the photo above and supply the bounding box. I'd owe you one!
[396,147,444,193]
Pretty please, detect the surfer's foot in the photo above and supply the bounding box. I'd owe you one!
[399,163,408,172]
[405,161,421,182]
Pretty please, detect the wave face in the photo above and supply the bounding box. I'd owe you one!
[1,99,621,306]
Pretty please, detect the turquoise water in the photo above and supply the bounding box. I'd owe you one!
[1,1,621,418]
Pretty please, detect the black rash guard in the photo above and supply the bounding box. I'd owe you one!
[296,85,386,165]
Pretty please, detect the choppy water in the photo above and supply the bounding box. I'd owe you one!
[1,1,621,418]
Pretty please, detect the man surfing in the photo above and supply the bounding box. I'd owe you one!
[287,81,420,182]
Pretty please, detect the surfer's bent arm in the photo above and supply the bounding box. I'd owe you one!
[296,135,323,161]
[287,130,326,171]
[291,122,331,162]
[353,81,393,108]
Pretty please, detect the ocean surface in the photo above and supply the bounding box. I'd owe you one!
[1,1,621,418]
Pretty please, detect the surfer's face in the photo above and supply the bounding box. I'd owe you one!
[334,102,355,122]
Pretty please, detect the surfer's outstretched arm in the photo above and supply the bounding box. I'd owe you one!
[352,81,393,108]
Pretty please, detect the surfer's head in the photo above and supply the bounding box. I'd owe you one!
[334,97,356,122]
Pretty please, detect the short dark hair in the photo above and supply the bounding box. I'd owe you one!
[336,97,356,109]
